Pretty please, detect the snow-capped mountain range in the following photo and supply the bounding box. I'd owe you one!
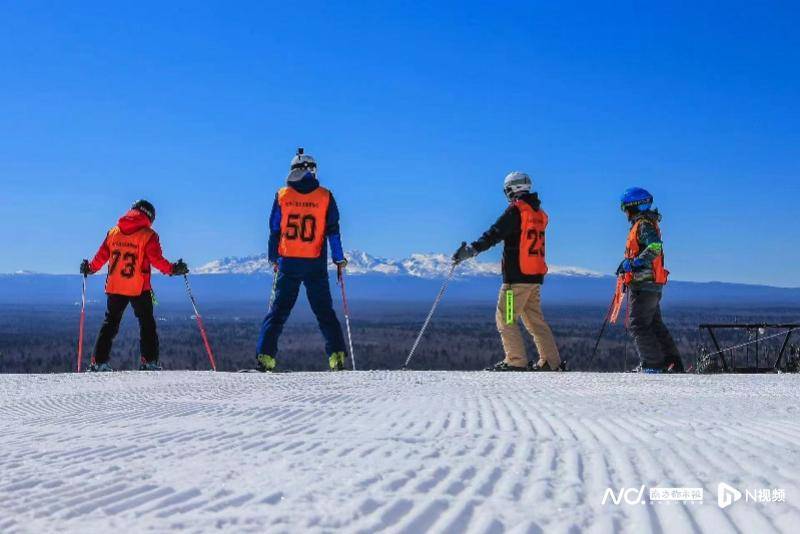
[195,250,602,278]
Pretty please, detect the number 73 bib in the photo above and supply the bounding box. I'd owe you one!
[277,186,331,259]
[104,226,154,296]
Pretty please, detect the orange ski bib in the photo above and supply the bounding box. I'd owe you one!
[277,186,331,259]
[515,201,549,276]
[104,226,154,296]
[624,219,669,285]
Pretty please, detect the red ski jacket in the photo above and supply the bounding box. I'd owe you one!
[89,210,174,292]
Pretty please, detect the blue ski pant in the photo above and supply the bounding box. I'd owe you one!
[257,269,346,358]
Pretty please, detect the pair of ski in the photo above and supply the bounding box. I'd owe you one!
[484,361,569,372]
[402,263,571,373]
[224,267,359,374]
[77,267,357,374]
[76,274,217,373]
[233,369,350,373]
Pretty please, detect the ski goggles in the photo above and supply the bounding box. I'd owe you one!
[287,168,315,182]
[290,161,317,171]
[620,198,652,211]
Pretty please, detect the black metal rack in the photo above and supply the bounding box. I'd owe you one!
[698,323,799,373]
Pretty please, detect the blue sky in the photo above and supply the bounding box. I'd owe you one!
[1,1,798,286]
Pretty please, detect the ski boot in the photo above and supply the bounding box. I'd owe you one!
[329,351,346,371]
[632,364,662,374]
[256,354,277,373]
[486,361,528,372]
[87,362,113,372]
[139,358,163,371]
[528,360,565,372]
[664,356,685,374]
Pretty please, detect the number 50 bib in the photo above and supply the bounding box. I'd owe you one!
[277,186,331,259]
[104,226,154,296]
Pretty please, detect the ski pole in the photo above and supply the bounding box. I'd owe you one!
[77,274,87,373]
[588,285,620,368]
[338,265,356,371]
[183,274,217,371]
[402,262,458,369]
[268,264,278,309]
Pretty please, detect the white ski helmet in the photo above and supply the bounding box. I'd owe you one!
[290,147,317,174]
[503,171,532,201]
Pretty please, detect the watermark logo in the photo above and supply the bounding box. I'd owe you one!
[717,483,742,509]
[603,483,785,508]
[716,483,785,508]
[650,487,704,503]
[602,486,646,506]
[602,486,704,506]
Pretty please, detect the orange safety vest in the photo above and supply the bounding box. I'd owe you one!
[515,201,549,276]
[624,219,669,285]
[104,226,155,296]
[277,186,331,259]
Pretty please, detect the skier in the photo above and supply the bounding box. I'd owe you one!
[452,172,561,372]
[255,148,349,372]
[80,200,188,372]
[617,187,683,373]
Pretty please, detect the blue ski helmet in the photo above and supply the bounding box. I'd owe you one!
[620,187,653,213]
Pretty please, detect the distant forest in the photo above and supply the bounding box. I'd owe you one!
[2,300,799,374]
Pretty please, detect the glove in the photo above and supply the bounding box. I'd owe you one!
[452,242,477,265]
[617,258,644,275]
[335,258,348,279]
[171,259,189,276]
[80,259,92,276]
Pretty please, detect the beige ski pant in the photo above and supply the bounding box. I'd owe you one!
[495,283,560,368]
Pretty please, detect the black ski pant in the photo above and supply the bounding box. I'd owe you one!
[93,291,159,364]
[628,289,682,370]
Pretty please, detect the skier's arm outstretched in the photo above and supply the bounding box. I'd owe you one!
[81,234,111,274]
[453,207,517,264]
[81,232,186,276]
[81,233,111,275]
[145,233,186,275]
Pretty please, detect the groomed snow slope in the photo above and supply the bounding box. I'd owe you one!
[1,371,799,533]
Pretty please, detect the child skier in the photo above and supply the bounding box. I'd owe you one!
[80,200,188,372]
[256,148,349,372]
[617,187,683,373]
[452,172,561,372]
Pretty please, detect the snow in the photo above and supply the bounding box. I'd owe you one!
[194,250,602,279]
[1,371,799,533]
